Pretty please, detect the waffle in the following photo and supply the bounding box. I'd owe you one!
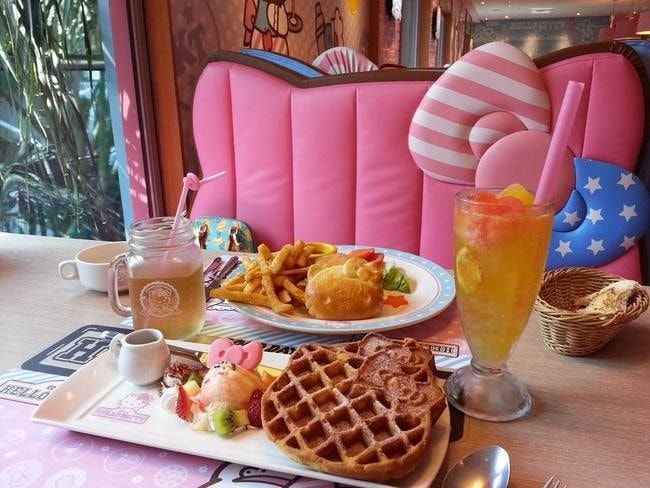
[261,333,446,482]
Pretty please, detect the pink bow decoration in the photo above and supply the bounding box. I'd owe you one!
[207,338,264,370]
[408,41,551,185]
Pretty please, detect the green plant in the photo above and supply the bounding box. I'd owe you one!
[0,0,124,239]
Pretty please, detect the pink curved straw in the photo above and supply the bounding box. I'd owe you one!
[171,171,226,232]
[535,81,584,204]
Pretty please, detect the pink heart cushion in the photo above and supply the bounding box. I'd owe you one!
[475,131,575,211]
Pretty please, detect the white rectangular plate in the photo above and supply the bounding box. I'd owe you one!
[32,343,450,488]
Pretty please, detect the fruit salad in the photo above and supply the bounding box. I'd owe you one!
[161,340,274,437]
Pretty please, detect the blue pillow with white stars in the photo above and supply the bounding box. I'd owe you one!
[547,157,650,269]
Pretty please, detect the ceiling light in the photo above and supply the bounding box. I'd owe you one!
[577,12,581,16]
[505,15,509,19]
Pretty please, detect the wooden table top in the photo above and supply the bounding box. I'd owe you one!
[1,232,649,487]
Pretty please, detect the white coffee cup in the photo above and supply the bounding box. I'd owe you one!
[109,329,171,386]
[58,241,128,292]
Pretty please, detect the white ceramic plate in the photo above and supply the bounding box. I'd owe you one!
[229,246,455,335]
[32,343,450,488]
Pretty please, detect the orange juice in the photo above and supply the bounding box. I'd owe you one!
[128,261,205,340]
[454,190,553,368]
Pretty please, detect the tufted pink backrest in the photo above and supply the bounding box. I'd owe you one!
[191,53,440,257]
[191,46,647,279]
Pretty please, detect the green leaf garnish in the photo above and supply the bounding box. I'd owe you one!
[383,266,411,293]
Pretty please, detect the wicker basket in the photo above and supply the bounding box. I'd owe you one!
[534,267,649,356]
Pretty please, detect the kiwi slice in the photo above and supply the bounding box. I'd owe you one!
[210,408,235,437]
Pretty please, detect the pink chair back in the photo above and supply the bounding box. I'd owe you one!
[191,45,649,280]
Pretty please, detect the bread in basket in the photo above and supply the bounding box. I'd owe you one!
[534,267,649,356]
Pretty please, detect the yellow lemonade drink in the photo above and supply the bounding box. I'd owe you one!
[454,188,554,369]
[128,261,206,340]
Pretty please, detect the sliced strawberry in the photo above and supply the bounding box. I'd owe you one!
[247,389,263,428]
[175,384,193,422]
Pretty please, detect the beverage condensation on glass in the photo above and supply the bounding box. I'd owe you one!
[445,187,554,422]
[109,217,206,340]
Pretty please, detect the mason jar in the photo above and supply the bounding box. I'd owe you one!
[108,217,205,339]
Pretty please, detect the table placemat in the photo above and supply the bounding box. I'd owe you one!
[119,299,471,372]
[9,343,463,488]
[0,368,339,487]
[21,325,131,377]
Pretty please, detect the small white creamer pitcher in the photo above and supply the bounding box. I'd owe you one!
[109,329,170,386]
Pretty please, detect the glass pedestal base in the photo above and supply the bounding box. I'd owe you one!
[444,362,533,422]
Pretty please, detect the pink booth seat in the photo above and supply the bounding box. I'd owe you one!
[191,45,648,280]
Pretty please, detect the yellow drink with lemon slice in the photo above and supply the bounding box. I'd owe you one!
[454,186,553,368]
[446,185,554,421]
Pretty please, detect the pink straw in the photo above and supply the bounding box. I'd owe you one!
[171,171,226,232]
[534,80,585,204]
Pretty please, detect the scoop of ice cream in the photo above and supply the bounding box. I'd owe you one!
[199,362,263,409]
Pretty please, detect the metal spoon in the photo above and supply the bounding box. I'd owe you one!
[442,445,511,488]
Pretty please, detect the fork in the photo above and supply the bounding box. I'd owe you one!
[543,475,567,488]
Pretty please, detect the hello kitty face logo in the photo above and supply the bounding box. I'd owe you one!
[140,281,181,318]
[119,393,153,411]
[92,392,154,424]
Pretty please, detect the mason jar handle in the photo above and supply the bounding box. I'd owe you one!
[58,260,79,280]
[108,253,131,317]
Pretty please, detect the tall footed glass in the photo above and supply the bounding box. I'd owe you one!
[445,189,554,421]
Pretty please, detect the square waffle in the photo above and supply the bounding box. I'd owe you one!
[261,333,446,482]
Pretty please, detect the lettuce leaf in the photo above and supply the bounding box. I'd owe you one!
[383,266,411,293]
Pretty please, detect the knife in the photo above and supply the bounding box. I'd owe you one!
[205,256,240,300]
[203,257,223,287]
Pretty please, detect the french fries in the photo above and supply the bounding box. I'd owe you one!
[211,240,336,314]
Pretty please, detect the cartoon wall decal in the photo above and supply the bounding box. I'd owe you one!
[315,3,344,54]
[347,0,361,15]
[243,0,303,55]
[286,0,303,32]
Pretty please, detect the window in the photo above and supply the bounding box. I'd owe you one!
[0,0,125,240]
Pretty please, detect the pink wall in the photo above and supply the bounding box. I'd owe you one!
[109,0,149,221]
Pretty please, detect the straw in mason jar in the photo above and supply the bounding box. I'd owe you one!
[171,171,227,233]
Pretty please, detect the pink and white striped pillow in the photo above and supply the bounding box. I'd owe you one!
[408,41,551,184]
[313,47,378,75]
